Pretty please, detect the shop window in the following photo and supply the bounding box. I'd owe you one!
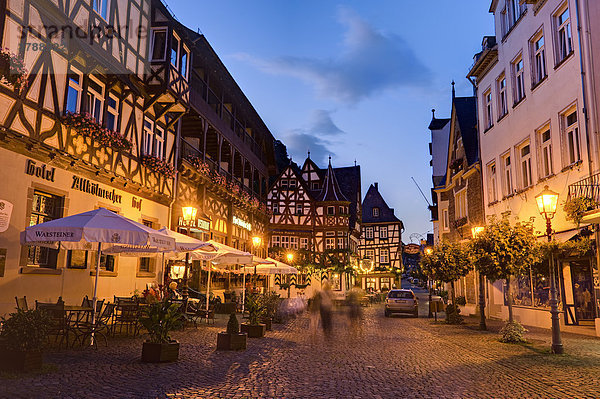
[366,277,377,291]
[331,273,341,291]
[139,220,155,273]
[28,191,63,268]
[272,235,280,247]
[380,277,391,291]
[281,236,289,248]
[300,237,308,249]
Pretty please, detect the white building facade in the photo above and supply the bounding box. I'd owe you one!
[469,0,600,330]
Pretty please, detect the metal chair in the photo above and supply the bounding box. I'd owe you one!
[36,301,69,348]
[15,296,28,311]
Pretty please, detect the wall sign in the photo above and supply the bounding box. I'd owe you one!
[0,200,13,233]
[233,216,251,231]
[178,217,210,231]
[404,243,421,254]
[132,197,142,211]
[26,159,55,182]
[71,176,122,204]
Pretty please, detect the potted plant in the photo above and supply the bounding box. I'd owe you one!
[0,309,50,372]
[240,293,266,338]
[139,298,184,363]
[260,291,280,331]
[216,313,247,350]
[564,196,597,227]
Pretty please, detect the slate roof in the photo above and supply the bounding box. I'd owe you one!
[428,118,450,130]
[332,165,361,229]
[362,184,402,225]
[317,161,350,203]
[453,96,479,166]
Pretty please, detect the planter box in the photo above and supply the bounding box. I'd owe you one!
[240,323,266,338]
[261,317,272,331]
[216,332,247,350]
[0,349,43,372]
[141,341,180,363]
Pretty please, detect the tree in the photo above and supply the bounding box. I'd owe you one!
[420,241,472,323]
[470,218,540,324]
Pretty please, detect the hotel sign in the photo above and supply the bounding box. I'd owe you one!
[26,159,55,182]
[71,176,122,204]
[233,216,251,231]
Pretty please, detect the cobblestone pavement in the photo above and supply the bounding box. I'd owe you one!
[3,298,600,399]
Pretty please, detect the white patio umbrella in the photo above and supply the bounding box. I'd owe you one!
[242,258,299,275]
[204,240,253,311]
[21,207,175,343]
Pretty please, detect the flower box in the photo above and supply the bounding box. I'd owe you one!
[141,341,180,363]
[62,112,132,151]
[140,155,176,178]
[0,49,28,93]
[240,323,266,338]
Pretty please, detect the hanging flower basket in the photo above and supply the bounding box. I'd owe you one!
[564,196,598,227]
[0,48,28,94]
[141,155,176,178]
[62,112,132,151]
[185,156,211,177]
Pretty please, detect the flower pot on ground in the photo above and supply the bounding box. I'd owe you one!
[0,309,50,372]
[139,298,184,363]
[260,317,272,331]
[217,313,247,351]
[241,293,266,338]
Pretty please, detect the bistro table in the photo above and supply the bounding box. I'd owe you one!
[64,305,94,347]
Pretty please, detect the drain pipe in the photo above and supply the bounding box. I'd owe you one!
[575,0,593,176]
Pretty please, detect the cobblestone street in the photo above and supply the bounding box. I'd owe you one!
[3,297,600,399]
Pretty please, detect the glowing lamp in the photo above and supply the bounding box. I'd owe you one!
[252,236,262,247]
[286,253,294,263]
[471,226,484,239]
[424,247,433,255]
[535,186,559,219]
[182,206,197,223]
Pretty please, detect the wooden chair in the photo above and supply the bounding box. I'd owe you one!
[15,296,28,311]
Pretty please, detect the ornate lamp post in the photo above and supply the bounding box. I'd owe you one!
[424,246,434,318]
[181,206,197,300]
[535,185,563,354]
[471,226,486,330]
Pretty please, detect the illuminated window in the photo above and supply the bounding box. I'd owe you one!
[562,109,581,166]
[28,191,62,268]
[519,143,533,188]
[487,162,497,202]
[380,226,388,239]
[300,238,308,249]
[365,227,373,239]
[380,249,389,264]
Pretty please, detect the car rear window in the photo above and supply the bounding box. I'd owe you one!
[388,291,413,299]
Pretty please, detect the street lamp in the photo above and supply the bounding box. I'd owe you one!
[424,247,433,255]
[535,185,563,354]
[471,225,487,330]
[286,253,294,263]
[180,206,197,300]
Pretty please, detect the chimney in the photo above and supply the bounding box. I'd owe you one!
[374,182,378,190]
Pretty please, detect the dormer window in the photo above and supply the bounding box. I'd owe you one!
[289,179,296,188]
[281,180,288,189]
[372,207,380,217]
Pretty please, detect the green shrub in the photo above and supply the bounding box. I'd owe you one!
[499,321,528,343]
[261,291,281,319]
[226,313,239,334]
[445,304,463,325]
[139,299,184,344]
[0,309,51,351]
[245,293,265,325]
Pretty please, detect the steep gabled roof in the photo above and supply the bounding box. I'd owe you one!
[362,184,402,224]
[453,96,479,166]
[428,117,450,131]
[317,160,350,202]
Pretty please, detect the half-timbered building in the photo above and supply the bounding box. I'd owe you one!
[358,183,404,291]
[267,156,361,295]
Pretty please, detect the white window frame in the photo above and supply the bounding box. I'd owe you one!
[380,226,388,239]
[281,236,289,249]
[555,4,572,63]
[366,249,374,260]
[326,237,335,250]
[512,54,525,104]
[66,67,83,114]
[372,207,380,217]
[484,88,493,129]
[502,152,513,197]
[85,76,104,123]
[537,125,554,178]
[300,237,308,249]
[150,28,167,62]
[497,73,508,118]
[487,162,498,203]
[290,236,298,250]
[289,179,297,188]
[154,126,164,159]
[531,30,547,85]
[105,92,119,132]
[518,141,533,189]
[562,107,581,166]
[508,0,525,26]
[365,227,374,239]
[93,0,110,21]
[272,235,280,247]
[501,7,509,37]
[143,117,154,157]
[442,208,449,231]
[455,189,467,219]
[380,248,389,264]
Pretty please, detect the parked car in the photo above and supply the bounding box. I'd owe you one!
[384,289,418,318]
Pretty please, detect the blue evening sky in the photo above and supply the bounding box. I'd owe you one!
[166,0,493,243]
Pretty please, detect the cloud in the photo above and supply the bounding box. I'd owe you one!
[282,110,344,164]
[237,7,430,103]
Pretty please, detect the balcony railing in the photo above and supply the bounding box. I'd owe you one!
[568,173,600,204]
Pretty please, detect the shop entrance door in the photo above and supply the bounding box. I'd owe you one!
[564,259,596,324]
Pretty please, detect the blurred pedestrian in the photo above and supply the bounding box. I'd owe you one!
[346,288,363,338]
[320,282,333,337]
[309,289,321,337]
